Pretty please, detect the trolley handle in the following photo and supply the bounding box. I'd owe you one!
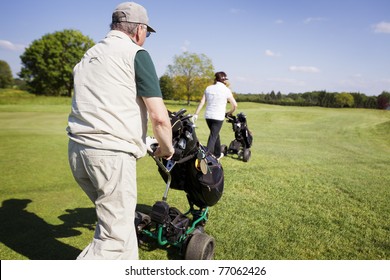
[146,136,159,155]
[145,136,175,201]
[225,113,236,123]
[145,136,176,173]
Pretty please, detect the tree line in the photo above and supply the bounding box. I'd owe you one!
[0,29,389,110]
[234,90,390,110]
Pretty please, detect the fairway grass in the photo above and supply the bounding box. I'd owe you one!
[0,95,389,260]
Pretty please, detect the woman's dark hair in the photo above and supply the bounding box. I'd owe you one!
[215,72,228,83]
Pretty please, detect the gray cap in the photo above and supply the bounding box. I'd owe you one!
[112,2,156,32]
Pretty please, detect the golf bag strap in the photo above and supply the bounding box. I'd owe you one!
[175,153,196,164]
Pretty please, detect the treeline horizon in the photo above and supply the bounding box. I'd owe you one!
[234,90,390,110]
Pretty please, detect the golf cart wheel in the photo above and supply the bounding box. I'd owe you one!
[184,233,215,260]
[243,148,251,162]
[221,144,228,155]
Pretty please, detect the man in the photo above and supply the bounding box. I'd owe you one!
[67,2,174,260]
[193,71,237,158]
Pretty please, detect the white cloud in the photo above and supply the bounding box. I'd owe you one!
[265,49,281,57]
[304,17,327,24]
[0,40,25,51]
[275,19,284,24]
[372,21,390,33]
[180,40,190,52]
[289,66,320,73]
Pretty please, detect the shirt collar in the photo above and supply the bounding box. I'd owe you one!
[106,30,134,43]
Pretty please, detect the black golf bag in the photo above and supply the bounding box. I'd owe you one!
[157,109,224,208]
[222,112,253,162]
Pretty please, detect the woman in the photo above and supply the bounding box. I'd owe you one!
[193,71,237,159]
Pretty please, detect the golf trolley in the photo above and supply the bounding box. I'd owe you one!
[135,109,224,260]
[221,112,253,162]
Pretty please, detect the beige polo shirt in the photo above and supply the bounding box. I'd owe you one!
[67,30,162,158]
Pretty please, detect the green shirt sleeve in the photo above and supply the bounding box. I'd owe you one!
[135,50,162,97]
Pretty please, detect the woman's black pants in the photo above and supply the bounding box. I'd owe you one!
[206,118,223,157]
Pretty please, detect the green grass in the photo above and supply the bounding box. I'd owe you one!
[1,90,389,260]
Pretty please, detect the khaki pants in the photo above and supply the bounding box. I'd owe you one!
[68,140,138,259]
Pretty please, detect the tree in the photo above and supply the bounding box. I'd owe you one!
[166,52,214,105]
[318,91,336,107]
[335,92,354,108]
[365,96,377,109]
[159,75,174,100]
[13,78,27,90]
[302,91,320,105]
[377,91,390,109]
[269,90,276,100]
[19,29,94,96]
[351,92,367,108]
[0,60,13,88]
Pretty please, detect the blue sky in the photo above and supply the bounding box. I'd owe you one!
[1,0,389,96]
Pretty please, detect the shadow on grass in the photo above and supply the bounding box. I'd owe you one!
[0,198,95,260]
[0,199,183,260]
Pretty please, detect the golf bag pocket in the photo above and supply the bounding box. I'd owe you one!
[244,128,253,148]
[151,201,170,224]
[189,149,224,207]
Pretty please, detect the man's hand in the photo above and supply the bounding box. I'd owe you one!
[154,146,174,160]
